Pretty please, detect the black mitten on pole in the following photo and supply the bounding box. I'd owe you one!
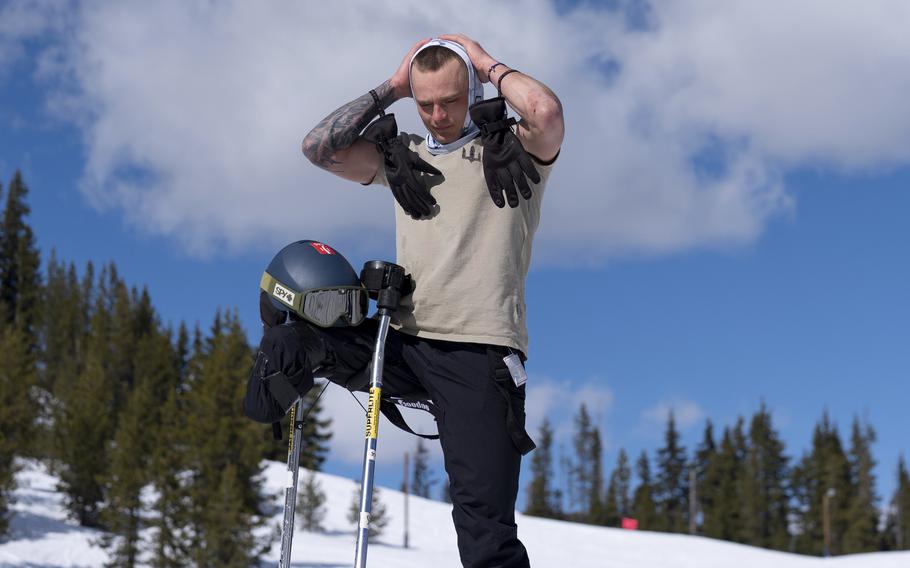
[361,114,442,219]
[469,97,541,208]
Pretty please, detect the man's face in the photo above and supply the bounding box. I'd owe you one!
[410,58,469,144]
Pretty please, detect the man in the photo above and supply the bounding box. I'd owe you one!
[251,34,563,567]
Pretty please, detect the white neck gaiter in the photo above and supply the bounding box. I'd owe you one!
[409,39,484,155]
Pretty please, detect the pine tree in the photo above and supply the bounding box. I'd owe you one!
[0,326,36,536]
[0,171,42,348]
[890,456,910,550]
[183,311,269,565]
[412,438,434,498]
[297,470,327,532]
[100,326,178,566]
[53,283,116,527]
[99,377,154,566]
[655,410,688,533]
[348,482,389,539]
[570,403,603,521]
[525,418,560,518]
[692,420,717,535]
[702,420,748,542]
[148,389,190,567]
[741,405,790,550]
[602,449,632,527]
[40,254,84,394]
[631,451,657,530]
[791,411,852,556]
[842,417,879,553]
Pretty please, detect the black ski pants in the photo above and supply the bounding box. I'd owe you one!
[244,318,532,568]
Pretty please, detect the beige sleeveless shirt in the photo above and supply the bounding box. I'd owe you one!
[368,135,556,356]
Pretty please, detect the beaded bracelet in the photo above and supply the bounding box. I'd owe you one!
[487,62,505,78]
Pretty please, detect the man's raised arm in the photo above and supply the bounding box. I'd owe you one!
[301,39,430,184]
[440,33,564,163]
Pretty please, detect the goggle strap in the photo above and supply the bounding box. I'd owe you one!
[260,272,305,314]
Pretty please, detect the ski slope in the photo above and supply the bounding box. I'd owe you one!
[2,459,909,567]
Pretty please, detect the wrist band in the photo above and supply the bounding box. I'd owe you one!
[369,89,385,117]
[488,62,504,78]
[496,69,520,93]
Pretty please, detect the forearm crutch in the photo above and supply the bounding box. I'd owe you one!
[354,261,408,568]
[278,398,305,568]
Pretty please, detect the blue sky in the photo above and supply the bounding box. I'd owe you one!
[2,1,908,511]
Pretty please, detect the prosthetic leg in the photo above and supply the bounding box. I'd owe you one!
[354,261,409,568]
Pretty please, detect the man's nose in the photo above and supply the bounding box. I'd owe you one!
[432,105,448,122]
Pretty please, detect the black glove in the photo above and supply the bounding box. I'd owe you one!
[361,113,442,219]
[242,324,316,423]
[469,97,541,208]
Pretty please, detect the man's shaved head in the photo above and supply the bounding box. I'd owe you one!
[412,45,465,77]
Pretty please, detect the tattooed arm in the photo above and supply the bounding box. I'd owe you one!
[301,81,393,183]
[301,39,430,184]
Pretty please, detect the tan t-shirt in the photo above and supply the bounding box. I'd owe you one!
[369,134,556,356]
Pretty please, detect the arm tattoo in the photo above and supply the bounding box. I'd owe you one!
[302,80,396,170]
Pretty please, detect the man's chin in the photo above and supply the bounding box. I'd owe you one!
[431,127,460,144]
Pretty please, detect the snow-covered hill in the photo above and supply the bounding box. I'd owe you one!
[2,459,909,567]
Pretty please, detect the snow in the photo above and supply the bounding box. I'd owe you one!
[2,459,909,567]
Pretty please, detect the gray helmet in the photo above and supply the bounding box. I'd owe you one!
[259,240,368,328]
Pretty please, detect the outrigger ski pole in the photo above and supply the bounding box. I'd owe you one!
[278,398,305,568]
[354,260,408,568]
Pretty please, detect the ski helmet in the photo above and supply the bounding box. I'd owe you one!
[259,240,368,328]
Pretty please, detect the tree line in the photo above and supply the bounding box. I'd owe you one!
[524,402,910,556]
[0,171,334,566]
[3,169,908,561]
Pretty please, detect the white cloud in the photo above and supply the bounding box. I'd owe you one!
[640,398,707,438]
[14,1,910,262]
[526,376,615,450]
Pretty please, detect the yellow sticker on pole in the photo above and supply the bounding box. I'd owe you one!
[365,387,381,439]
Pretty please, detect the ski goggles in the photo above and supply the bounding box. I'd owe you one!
[260,273,368,328]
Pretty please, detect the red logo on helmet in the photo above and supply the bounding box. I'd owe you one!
[310,242,336,255]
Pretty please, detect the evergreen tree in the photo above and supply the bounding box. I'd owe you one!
[570,403,603,521]
[412,438,434,498]
[842,417,879,553]
[53,284,116,527]
[525,418,560,518]
[655,410,688,533]
[0,326,36,536]
[100,326,178,566]
[148,389,190,567]
[183,311,269,566]
[99,377,154,566]
[348,482,389,538]
[692,420,717,535]
[297,470,327,532]
[889,456,910,550]
[791,411,852,556]
[631,451,658,530]
[0,171,42,347]
[702,420,748,542]
[741,405,790,550]
[602,449,632,527]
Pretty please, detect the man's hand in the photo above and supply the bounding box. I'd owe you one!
[470,97,541,208]
[390,38,432,99]
[362,114,443,219]
[438,33,498,83]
